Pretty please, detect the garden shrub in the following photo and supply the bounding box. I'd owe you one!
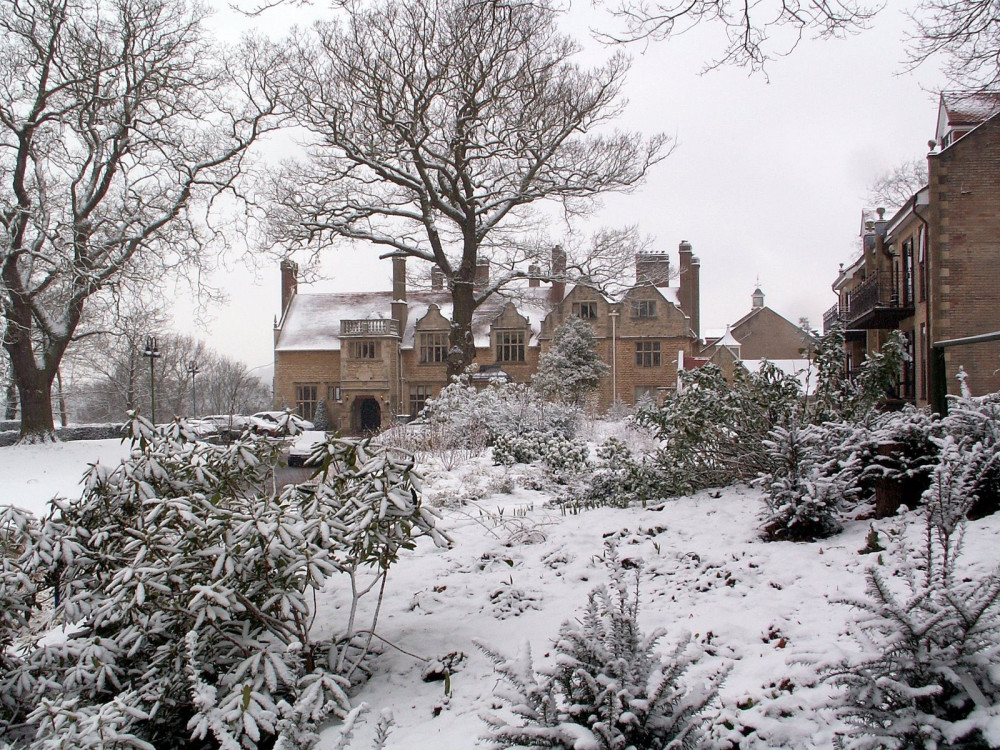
[827,440,1000,749]
[478,545,726,749]
[0,414,449,748]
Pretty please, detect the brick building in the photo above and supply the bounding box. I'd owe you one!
[272,243,703,432]
[824,92,1000,409]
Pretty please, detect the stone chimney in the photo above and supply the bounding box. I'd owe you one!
[635,251,670,287]
[528,263,541,288]
[474,257,490,291]
[280,259,298,316]
[431,266,445,291]
[677,240,701,340]
[391,255,407,335]
[550,245,567,303]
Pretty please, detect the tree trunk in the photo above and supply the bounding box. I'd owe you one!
[446,272,478,380]
[15,369,57,442]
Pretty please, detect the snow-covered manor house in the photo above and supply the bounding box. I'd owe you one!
[271,244,701,433]
[271,243,814,434]
[824,92,1000,411]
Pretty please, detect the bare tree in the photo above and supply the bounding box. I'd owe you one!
[908,0,1000,90]
[265,0,668,377]
[0,0,282,441]
[865,158,928,212]
[593,0,879,73]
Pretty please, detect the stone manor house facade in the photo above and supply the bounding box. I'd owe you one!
[272,242,813,434]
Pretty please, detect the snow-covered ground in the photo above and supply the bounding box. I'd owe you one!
[3,436,1000,748]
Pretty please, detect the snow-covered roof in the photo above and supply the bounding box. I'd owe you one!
[936,91,1000,146]
[275,288,555,352]
[716,326,741,349]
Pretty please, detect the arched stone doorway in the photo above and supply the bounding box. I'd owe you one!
[356,397,382,433]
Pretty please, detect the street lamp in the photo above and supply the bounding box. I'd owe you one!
[186,361,200,417]
[608,308,619,404]
[142,336,161,424]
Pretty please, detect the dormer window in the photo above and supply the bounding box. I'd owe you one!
[572,302,598,319]
[632,300,657,318]
[495,330,526,362]
[419,332,448,363]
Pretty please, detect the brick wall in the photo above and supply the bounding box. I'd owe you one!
[928,115,1000,399]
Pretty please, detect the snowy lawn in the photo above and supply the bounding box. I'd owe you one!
[3,441,1000,748]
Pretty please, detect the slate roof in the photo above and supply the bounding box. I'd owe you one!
[275,288,555,352]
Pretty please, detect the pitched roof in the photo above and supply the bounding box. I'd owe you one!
[275,288,554,352]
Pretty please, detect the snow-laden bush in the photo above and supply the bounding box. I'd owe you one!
[828,440,1000,749]
[477,545,726,749]
[941,393,1000,518]
[579,437,669,509]
[0,414,449,749]
[636,362,802,496]
[422,375,579,451]
[491,431,588,475]
[808,326,907,425]
[532,315,609,407]
[758,420,859,541]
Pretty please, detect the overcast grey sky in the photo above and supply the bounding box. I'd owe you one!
[172,0,947,373]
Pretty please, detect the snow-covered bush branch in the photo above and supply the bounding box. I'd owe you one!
[0,415,449,748]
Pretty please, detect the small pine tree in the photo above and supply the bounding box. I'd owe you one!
[533,316,610,406]
[828,441,1000,749]
[312,399,331,431]
[759,420,853,541]
[478,545,725,749]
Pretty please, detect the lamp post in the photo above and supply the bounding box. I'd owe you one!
[142,336,161,424]
[186,361,200,417]
[608,308,619,404]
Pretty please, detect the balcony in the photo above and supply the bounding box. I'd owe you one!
[843,271,913,330]
[340,319,400,337]
[822,304,866,341]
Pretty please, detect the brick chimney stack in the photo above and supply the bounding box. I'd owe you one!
[550,245,567,303]
[391,255,407,335]
[280,259,298,317]
[635,251,671,287]
[677,241,701,341]
[475,257,490,291]
[528,263,541,288]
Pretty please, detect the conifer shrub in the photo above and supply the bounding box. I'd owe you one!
[827,440,1000,749]
[532,315,609,407]
[758,420,859,541]
[478,545,726,749]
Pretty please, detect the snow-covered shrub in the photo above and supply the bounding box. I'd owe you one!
[758,420,858,541]
[478,545,726,749]
[807,326,908,425]
[0,414,448,748]
[827,444,1000,749]
[580,437,668,509]
[422,375,579,452]
[940,393,1000,518]
[492,431,588,475]
[637,362,802,496]
[532,315,609,407]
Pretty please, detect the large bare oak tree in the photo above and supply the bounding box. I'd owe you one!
[265,0,668,377]
[0,0,281,441]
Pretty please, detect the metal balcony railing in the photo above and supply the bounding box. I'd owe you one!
[340,319,400,337]
[842,271,913,329]
[823,303,844,333]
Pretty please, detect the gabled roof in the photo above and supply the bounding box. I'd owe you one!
[275,288,554,352]
[936,91,1000,146]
